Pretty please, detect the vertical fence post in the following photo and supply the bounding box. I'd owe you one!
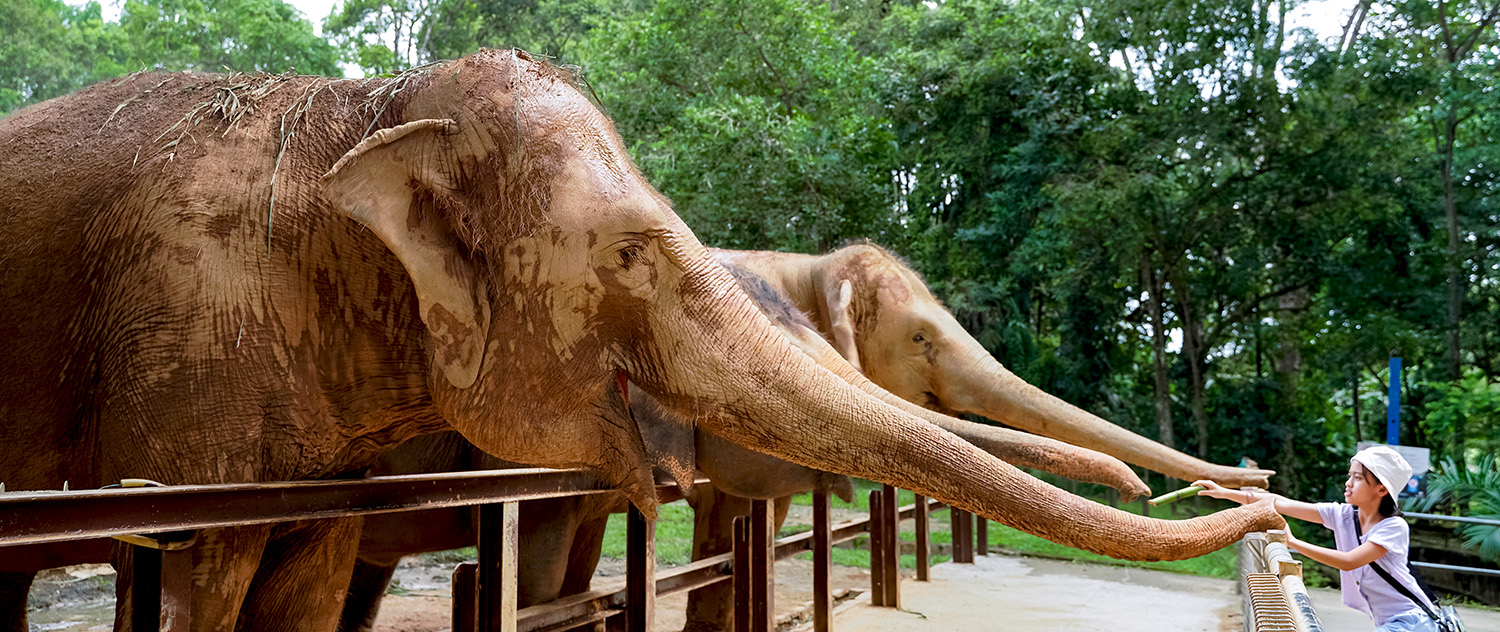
[478,501,519,632]
[161,548,194,629]
[881,485,900,608]
[975,517,988,557]
[951,507,973,564]
[868,490,885,606]
[750,499,775,632]
[733,516,750,632]
[914,495,930,581]
[813,489,832,632]
[131,545,162,632]
[627,504,656,632]
[452,562,478,632]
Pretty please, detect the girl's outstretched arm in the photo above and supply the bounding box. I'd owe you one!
[1194,480,1324,525]
[1285,532,1388,571]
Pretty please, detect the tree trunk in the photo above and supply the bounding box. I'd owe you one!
[1352,376,1362,444]
[1143,253,1173,449]
[1273,288,1309,484]
[1173,283,1210,459]
[1443,107,1462,382]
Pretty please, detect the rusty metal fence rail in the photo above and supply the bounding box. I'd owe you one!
[0,473,974,632]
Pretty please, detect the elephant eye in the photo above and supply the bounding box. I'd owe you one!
[617,244,645,269]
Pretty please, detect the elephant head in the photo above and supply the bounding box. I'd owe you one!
[713,244,1274,490]
[322,51,1279,558]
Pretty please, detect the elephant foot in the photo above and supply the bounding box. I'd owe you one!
[680,620,730,632]
[0,572,33,632]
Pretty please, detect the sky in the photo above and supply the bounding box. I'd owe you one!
[289,0,341,35]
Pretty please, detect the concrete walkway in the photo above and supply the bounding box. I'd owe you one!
[812,555,1500,632]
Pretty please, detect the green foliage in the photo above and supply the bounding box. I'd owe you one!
[1,0,339,116]
[117,0,342,75]
[324,0,442,74]
[422,0,633,62]
[574,0,900,253]
[1420,373,1500,462]
[1416,456,1500,563]
[0,0,127,113]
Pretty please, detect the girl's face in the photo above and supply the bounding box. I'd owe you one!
[1344,462,1389,506]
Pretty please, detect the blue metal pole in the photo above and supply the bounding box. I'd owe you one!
[1387,357,1401,445]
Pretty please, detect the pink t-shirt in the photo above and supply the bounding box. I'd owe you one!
[1315,502,1435,626]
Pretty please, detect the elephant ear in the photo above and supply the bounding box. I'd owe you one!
[816,472,855,504]
[320,119,490,389]
[632,384,698,496]
[823,279,863,372]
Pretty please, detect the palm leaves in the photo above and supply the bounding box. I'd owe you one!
[1415,455,1500,563]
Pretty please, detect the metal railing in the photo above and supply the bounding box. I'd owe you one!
[1240,529,1324,632]
[1405,512,1500,579]
[0,472,974,632]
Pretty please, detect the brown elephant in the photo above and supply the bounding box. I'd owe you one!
[0,50,1283,632]
[678,242,1282,631]
[712,244,1275,489]
[337,261,1149,632]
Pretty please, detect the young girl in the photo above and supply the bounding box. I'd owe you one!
[1195,446,1439,632]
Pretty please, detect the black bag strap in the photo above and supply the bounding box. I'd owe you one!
[1352,509,1440,621]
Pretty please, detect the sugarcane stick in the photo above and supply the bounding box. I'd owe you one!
[1149,485,1204,506]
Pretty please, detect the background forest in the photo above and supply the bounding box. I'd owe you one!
[3,0,1497,534]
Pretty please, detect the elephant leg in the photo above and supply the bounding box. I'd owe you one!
[682,485,748,632]
[516,497,585,608]
[0,572,33,632]
[771,496,791,532]
[336,558,399,632]
[559,514,610,597]
[114,525,273,632]
[682,490,798,632]
[234,517,362,632]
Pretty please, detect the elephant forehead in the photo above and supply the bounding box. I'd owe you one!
[494,74,635,192]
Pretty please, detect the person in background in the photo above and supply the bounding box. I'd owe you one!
[1196,446,1438,632]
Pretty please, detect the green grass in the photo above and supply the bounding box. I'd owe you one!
[600,502,698,566]
[788,480,917,512]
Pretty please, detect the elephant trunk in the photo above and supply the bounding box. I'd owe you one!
[651,241,1282,560]
[788,333,1151,501]
[939,343,1274,489]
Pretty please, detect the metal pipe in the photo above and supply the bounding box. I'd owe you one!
[0,471,701,547]
[1411,561,1500,578]
[1405,512,1500,527]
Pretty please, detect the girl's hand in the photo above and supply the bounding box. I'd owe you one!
[1193,479,1237,502]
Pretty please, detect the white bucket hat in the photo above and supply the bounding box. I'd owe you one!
[1352,445,1414,498]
